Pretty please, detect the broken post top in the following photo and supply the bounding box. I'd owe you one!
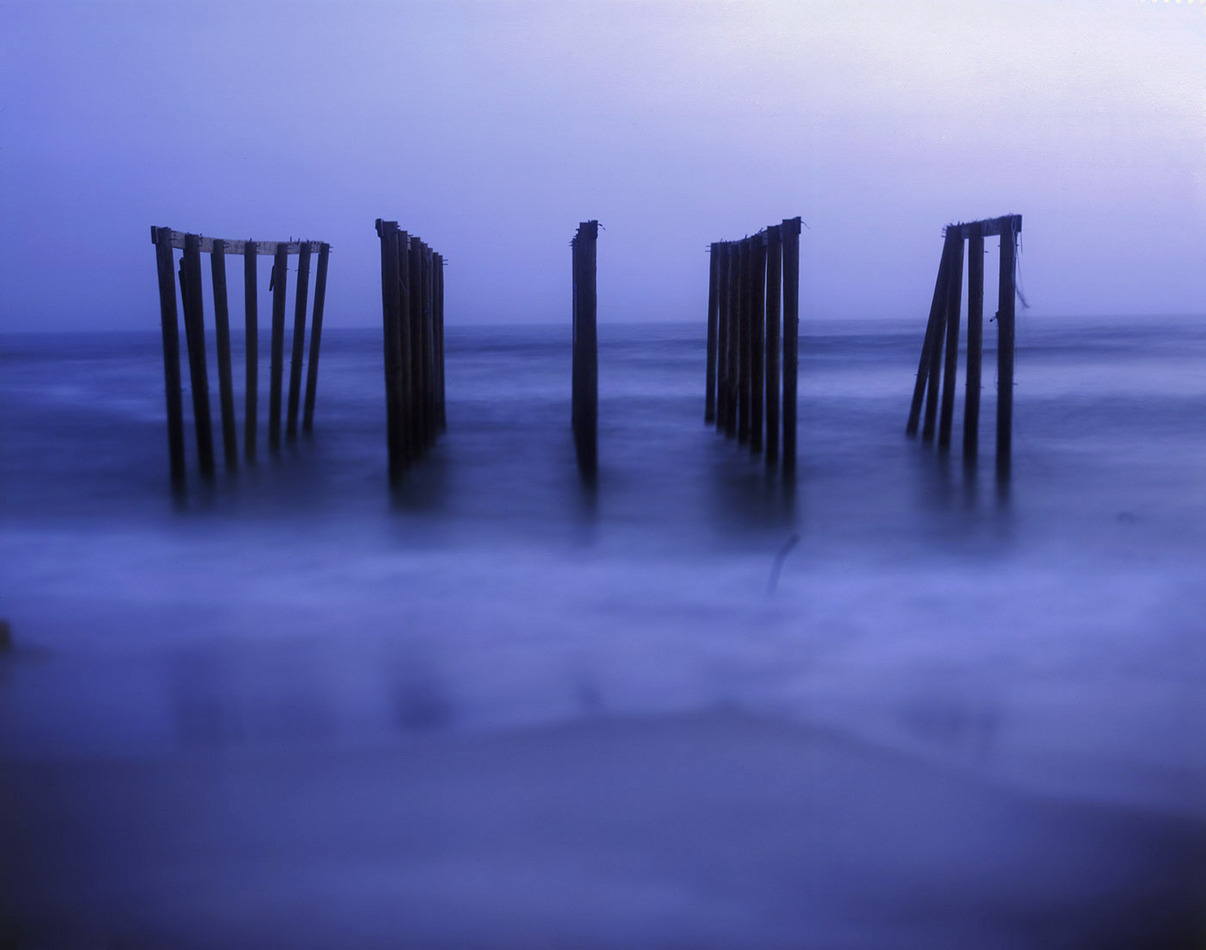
[944,215,1021,239]
[712,216,802,248]
[575,220,599,241]
[151,227,328,256]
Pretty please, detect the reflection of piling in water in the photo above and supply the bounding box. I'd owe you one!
[906,215,1021,480]
[571,220,599,479]
[375,219,447,486]
[151,227,332,488]
[705,217,801,478]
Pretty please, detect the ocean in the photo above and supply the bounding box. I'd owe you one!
[1,317,1203,947]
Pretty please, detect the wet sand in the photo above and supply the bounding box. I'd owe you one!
[3,709,1202,949]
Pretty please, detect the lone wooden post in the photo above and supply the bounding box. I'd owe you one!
[997,216,1018,478]
[302,242,329,434]
[571,220,599,478]
[152,227,186,488]
[964,223,985,463]
[764,225,782,468]
[210,239,238,471]
[243,241,258,461]
[937,231,965,452]
[285,242,312,441]
[180,232,215,478]
[268,245,288,453]
[705,243,720,424]
[781,216,801,477]
[749,234,766,455]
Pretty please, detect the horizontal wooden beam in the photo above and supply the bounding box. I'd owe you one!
[945,215,1022,239]
[150,227,327,255]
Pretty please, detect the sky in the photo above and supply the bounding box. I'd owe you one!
[0,0,1203,332]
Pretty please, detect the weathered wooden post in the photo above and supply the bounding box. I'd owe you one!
[571,220,599,478]
[302,242,330,435]
[377,220,405,483]
[268,246,288,453]
[705,243,720,424]
[764,225,782,468]
[922,232,960,443]
[715,243,731,433]
[243,241,259,461]
[285,243,312,441]
[937,231,966,452]
[997,216,1018,478]
[407,237,425,455]
[963,223,985,463]
[210,239,238,471]
[749,234,766,455]
[152,227,186,488]
[179,232,215,478]
[433,252,446,433]
[906,237,953,437]
[728,237,747,446]
[724,242,739,439]
[781,217,801,477]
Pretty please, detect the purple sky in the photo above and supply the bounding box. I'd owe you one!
[1,0,1202,331]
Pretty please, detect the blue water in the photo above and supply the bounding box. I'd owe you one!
[1,318,1203,946]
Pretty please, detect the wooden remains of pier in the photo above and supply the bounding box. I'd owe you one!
[571,221,599,479]
[906,214,1021,477]
[375,220,446,485]
[704,217,801,477]
[151,227,331,488]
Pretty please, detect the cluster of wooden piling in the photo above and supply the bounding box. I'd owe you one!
[571,221,599,478]
[704,217,801,476]
[906,214,1020,477]
[375,220,447,485]
[151,227,330,488]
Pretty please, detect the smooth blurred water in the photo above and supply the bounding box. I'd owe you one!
[1,318,1204,808]
[2,317,1204,946]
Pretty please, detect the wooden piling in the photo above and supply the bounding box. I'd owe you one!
[210,239,238,471]
[907,235,953,437]
[268,246,288,453]
[285,243,311,441]
[749,234,766,455]
[422,245,435,446]
[433,252,446,432]
[724,242,739,438]
[243,241,258,461]
[571,221,599,477]
[781,217,801,476]
[997,217,1018,478]
[737,238,752,446]
[705,243,720,424]
[964,224,985,462]
[152,227,186,487]
[764,225,782,468]
[408,238,426,455]
[937,233,965,452]
[302,242,329,435]
[377,220,405,483]
[179,233,215,478]
[715,243,730,433]
[396,232,414,465]
[922,232,959,443]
